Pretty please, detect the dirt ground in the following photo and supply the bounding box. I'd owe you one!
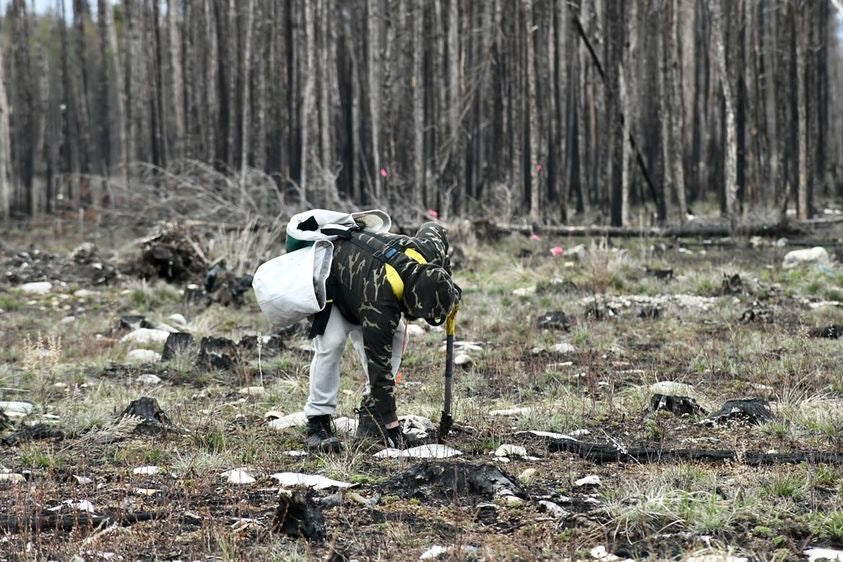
[1,225,842,561]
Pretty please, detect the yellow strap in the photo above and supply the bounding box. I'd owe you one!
[446,304,459,336]
[384,248,428,300]
[385,264,405,300]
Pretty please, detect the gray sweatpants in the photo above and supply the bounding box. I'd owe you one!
[304,307,406,418]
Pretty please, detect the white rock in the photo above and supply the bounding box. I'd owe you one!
[120,328,171,345]
[334,416,359,435]
[538,500,568,518]
[134,488,160,496]
[286,450,309,457]
[0,473,26,484]
[267,411,308,430]
[375,444,463,459]
[685,555,748,562]
[73,475,93,485]
[489,407,532,417]
[420,545,450,560]
[49,499,96,513]
[575,475,601,487]
[239,386,267,397]
[649,381,697,397]
[552,342,576,354]
[73,289,96,298]
[0,401,35,418]
[783,247,831,269]
[805,547,843,562]
[269,472,353,490]
[20,282,52,295]
[590,545,631,562]
[518,468,538,485]
[500,495,524,507]
[60,316,76,325]
[126,349,161,364]
[136,374,162,385]
[516,429,578,440]
[406,324,426,337]
[400,414,436,441]
[168,313,187,327]
[512,286,536,297]
[568,244,588,261]
[133,465,160,476]
[454,353,473,367]
[221,468,256,485]
[494,444,527,458]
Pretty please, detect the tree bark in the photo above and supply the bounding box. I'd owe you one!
[711,0,737,230]
[0,43,12,220]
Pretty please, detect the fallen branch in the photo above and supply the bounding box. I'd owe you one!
[0,510,202,534]
[545,437,843,465]
[492,221,806,239]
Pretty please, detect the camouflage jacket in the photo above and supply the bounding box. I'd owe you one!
[330,222,456,423]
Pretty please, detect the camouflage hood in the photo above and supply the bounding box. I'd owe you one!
[401,263,458,325]
[413,222,451,273]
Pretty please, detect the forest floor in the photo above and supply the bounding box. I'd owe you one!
[0,223,842,561]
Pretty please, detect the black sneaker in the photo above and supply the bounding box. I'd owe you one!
[354,406,403,449]
[305,415,342,453]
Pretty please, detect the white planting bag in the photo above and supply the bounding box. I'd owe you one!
[252,240,334,327]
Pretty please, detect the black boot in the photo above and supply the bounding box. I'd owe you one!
[305,415,342,453]
[354,405,403,449]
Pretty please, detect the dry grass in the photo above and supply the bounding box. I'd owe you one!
[0,228,842,559]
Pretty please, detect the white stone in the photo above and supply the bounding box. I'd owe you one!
[805,547,843,562]
[221,468,256,485]
[120,328,171,345]
[134,488,160,496]
[590,545,631,562]
[783,247,831,269]
[286,450,309,457]
[552,342,576,354]
[20,282,52,295]
[575,475,601,487]
[136,374,162,385]
[239,386,267,396]
[489,407,532,417]
[267,411,308,430]
[512,286,536,297]
[406,324,426,337]
[568,244,588,261]
[518,468,538,485]
[516,429,578,440]
[501,495,524,507]
[685,555,748,562]
[494,444,527,458]
[0,473,26,484]
[73,289,96,298]
[0,401,35,418]
[420,545,450,560]
[73,475,93,485]
[127,349,161,364]
[60,316,76,325]
[334,416,359,435]
[133,465,160,476]
[375,444,463,459]
[49,499,96,513]
[539,500,568,518]
[649,381,697,397]
[168,313,187,327]
[269,472,353,490]
[454,353,473,367]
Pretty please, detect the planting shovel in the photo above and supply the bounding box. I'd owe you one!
[438,305,459,440]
